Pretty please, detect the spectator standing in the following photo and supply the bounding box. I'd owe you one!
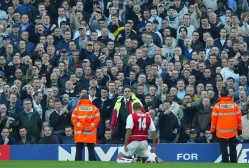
[159,100,179,143]
[93,87,114,140]
[192,97,212,133]
[15,98,42,142]
[49,99,71,135]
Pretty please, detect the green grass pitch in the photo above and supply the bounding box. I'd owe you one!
[0,161,248,168]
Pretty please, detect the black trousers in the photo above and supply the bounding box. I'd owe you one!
[218,136,238,163]
[75,143,96,161]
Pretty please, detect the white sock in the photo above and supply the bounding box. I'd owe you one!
[116,157,134,163]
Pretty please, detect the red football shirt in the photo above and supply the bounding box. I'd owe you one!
[126,112,156,143]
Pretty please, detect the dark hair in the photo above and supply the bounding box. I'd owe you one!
[33,91,42,97]
[220,87,228,97]
[215,73,223,81]
[168,6,175,10]
[105,128,111,132]
[179,26,188,34]
[101,86,109,92]
[163,100,172,105]
[65,125,73,129]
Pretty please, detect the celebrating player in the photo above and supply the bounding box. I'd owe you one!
[116,102,157,163]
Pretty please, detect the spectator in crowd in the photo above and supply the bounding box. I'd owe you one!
[32,91,46,120]
[16,127,36,144]
[0,104,8,131]
[15,98,42,141]
[61,125,74,144]
[7,93,23,117]
[44,97,55,122]
[49,99,71,135]
[199,129,217,143]
[178,123,191,143]
[0,127,16,145]
[187,128,201,143]
[99,128,113,144]
[38,125,59,144]
[182,94,197,125]
[93,86,114,140]
[159,100,179,143]
[147,107,159,143]
[192,97,212,133]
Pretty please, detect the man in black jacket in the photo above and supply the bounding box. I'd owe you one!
[115,22,138,46]
[159,100,179,143]
[49,99,71,136]
[93,87,114,140]
[235,51,249,76]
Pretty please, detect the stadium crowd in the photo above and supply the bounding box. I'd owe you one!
[0,0,249,145]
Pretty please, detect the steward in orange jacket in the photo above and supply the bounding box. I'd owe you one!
[71,94,100,161]
[211,97,242,139]
[211,88,242,163]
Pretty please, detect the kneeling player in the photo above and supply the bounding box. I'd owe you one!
[116,102,157,163]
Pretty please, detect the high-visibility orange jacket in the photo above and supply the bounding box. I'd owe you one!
[211,97,242,139]
[71,99,100,143]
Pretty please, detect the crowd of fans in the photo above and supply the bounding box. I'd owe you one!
[0,0,249,145]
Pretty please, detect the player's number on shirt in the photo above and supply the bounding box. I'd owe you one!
[138,117,146,130]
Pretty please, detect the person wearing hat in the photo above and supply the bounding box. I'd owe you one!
[35,15,43,24]
[151,19,163,43]
[187,128,201,143]
[8,23,20,50]
[0,34,11,56]
[88,85,98,102]
[157,4,167,19]
[51,48,68,67]
[71,94,100,161]
[211,88,242,163]
[79,41,99,70]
